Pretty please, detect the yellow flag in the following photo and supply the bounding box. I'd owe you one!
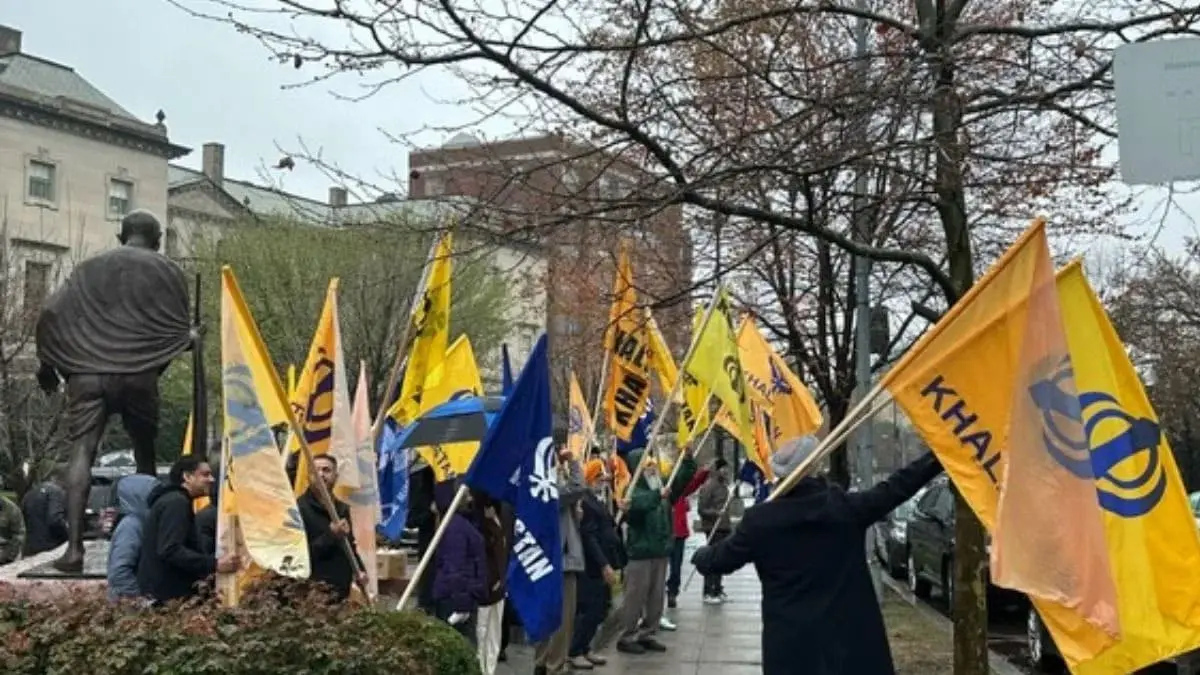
[684,287,753,451]
[737,318,823,442]
[645,311,678,395]
[677,306,712,447]
[289,280,340,496]
[604,245,652,441]
[415,334,485,481]
[1027,263,1200,674]
[389,232,453,425]
[217,268,310,605]
[567,372,594,459]
[715,403,774,480]
[989,231,1118,643]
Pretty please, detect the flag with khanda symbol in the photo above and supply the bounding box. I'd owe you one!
[683,287,753,452]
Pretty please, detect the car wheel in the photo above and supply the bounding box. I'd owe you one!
[908,549,931,599]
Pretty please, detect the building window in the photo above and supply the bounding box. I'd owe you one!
[108,179,133,218]
[23,260,51,332]
[27,160,56,203]
[164,226,180,259]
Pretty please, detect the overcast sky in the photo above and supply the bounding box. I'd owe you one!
[8,1,1199,259]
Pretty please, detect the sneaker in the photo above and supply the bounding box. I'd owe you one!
[569,656,595,670]
[638,638,668,652]
[498,651,507,662]
[617,640,646,655]
[703,595,723,605]
[658,616,677,631]
[586,654,608,666]
[719,592,730,602]
[667,594,677,609]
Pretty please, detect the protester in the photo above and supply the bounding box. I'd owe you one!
[692,436,943,675]
[0,493,25,565]
[138,456,238,604]
[470,488,509,674]
[616,447,697,655]
[666,457,710,609]
[408,462,438,612]
[570,462,627,669]
[21,465,68,556]
[584,448,630,512]
[297,455,366,602]
[106,473,157,601]
[696,458,733,604]
[431,481,488,645]
[535,448,588,675]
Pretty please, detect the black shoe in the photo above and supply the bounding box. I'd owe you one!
[667,594,677,609]
[534,667,547,675]
[617,640,647,655]
[638,638,668,652]
[498,650,507,662]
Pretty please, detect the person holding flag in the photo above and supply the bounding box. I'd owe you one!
[692,435,941,675]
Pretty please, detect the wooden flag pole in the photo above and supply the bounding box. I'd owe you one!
[662,393,715,494]
[396,484,470,611]
[619,290,722,505]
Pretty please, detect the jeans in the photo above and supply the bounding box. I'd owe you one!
[702,530,730,597]
[570,573,612,657]
[666,537,686,598]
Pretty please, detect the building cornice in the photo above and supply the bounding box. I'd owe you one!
[0,88,190,160]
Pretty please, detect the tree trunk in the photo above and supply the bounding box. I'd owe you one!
[825,396,852,488]
[929,23,990,675]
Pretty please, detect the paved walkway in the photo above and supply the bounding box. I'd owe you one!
[497,534,762,675]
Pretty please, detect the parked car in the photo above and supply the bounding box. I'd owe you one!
[905,477,1021,609]
[1190,491,1200,529]
[873,489,924,578]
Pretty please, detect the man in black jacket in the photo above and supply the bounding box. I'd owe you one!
[298,455,365,602]
[138,456,238,604]
[693,437,943,675]
[569,475,627,670]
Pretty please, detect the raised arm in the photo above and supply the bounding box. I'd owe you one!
[844,453,943,527]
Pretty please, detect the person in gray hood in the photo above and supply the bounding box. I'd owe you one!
[534,445,587,675]
[106,473,159,601]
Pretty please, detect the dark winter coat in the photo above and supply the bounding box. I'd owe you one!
[471,492,509,606]
[137,483,215,603]
[579,490,626,577]
[622,449,697,560]
[298,490,363,601]
[195,503,218,556]
[21,481,68,556]
[106,474,157,601]
[430,484,487,613]
[697,475,733,533]
[692,453,942,675]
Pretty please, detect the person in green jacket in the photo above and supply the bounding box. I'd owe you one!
[0,494,26,565]
[616,447,697,655]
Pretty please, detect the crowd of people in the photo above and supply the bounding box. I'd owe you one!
[407,437,741,675]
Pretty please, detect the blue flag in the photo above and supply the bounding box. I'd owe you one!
[377,418,411,540]
[615,399,654,458]
[739,460,769,504]
[501,343,515,396]
[465,335,562,642]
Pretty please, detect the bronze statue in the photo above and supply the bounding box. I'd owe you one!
[35,210,194,572]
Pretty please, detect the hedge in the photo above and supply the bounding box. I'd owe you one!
[0,575,481,675]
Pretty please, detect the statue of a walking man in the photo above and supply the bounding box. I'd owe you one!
[35,210,195,572]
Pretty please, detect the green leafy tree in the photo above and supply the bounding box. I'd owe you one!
[157,217,514,459]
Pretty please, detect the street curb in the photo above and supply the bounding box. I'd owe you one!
[881,574,1026,675]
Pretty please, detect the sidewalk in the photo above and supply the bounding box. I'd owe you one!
[497,535,762,675]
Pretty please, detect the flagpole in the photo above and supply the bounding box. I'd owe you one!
[396,484,469,611]
[619,288,722,505]
[370,229,445,445]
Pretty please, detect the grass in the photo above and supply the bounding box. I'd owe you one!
[885,591,955,674]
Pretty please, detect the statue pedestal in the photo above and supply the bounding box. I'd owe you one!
[0,541,107,602]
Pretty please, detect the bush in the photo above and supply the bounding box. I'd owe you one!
[0,576,481,675]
